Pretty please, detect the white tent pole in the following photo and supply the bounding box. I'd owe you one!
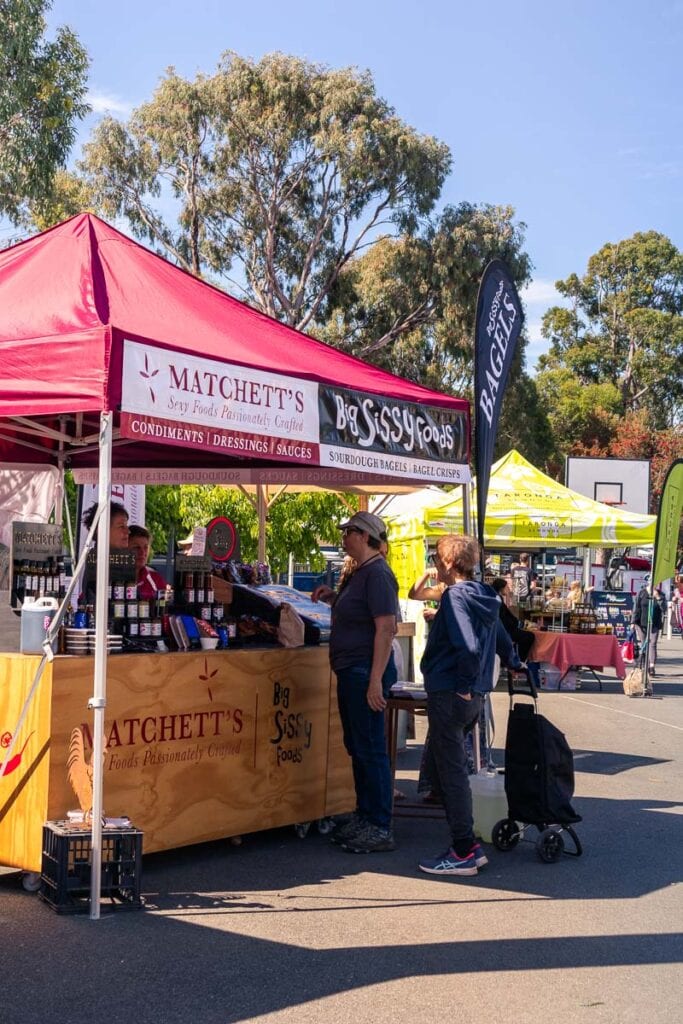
[462,482,472,534]
[582,547,592,590]
[89,411,113,921]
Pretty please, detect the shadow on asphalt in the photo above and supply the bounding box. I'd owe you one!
[1,791,681,1023]
[0,851,681,1024]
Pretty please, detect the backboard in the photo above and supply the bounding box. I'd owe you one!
[565,457,650,514]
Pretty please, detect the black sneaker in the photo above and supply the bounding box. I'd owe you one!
[341,823,396,853]
[330,813,365,845]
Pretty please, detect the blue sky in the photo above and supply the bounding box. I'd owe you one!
[13,0,683,369]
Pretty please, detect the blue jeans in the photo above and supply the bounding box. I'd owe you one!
[335,660,395,830]
[426,690,482,856]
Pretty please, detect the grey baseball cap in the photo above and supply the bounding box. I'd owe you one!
[339,511,386,543]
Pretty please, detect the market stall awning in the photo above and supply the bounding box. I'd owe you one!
[0,214,470,488]
[385,449,657,548]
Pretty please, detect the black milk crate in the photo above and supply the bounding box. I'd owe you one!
[39,821,144,914]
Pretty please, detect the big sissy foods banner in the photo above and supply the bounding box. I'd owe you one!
[474,260,523,550]
[119,340,470,486]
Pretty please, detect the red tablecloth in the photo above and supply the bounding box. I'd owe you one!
[530,632,626,679]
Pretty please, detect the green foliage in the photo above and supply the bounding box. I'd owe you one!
[0,0,89,223]
[537,231,683,444]
[142,485,351,577]
[81,52,451,328]
[535,368,622,454]
[21,168,95,231]
[322,202,531,385]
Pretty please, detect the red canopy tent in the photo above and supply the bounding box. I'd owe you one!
[1,213,470,916]
[0,213,469,486]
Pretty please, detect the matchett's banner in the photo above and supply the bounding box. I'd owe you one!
[474,260,523,550]
[120,340,470,484]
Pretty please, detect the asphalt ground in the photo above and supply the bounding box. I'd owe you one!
[0,618,681,1024]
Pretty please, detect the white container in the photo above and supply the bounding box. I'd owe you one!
[20,596,58,654]
[471,769,508,843]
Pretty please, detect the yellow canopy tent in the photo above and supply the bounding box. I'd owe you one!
[384,449,657,597]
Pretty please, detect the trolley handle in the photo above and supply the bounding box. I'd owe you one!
[507,665,538,699]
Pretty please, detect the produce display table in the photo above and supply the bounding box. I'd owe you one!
[0,647,354,873]
[529,631,626,690]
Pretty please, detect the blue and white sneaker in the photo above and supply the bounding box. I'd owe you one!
[471,842,488,868]
[418,848,478,876]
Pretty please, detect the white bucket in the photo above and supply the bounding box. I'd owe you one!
[20,596,58,654]
[471,769,508,843]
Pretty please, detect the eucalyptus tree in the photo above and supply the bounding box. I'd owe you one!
[0,0,89,222]
[81,52,451,329]
[537,231,683,451]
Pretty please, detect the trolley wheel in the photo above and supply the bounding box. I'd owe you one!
[536,828,565,863]
[492,818,520,851]
[21,871,41,893]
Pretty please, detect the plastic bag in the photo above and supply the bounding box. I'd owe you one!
[620,640,635,664]
[623,665,644,698]
[277,603,305,648]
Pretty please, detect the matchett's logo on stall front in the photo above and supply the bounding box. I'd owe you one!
[139,352,159,403]
[198,657,218,702]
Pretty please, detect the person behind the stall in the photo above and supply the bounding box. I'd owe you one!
[82,500,130,550]
[491,577,536,662]
[312,511,398,854]
[509,551,536,606]
[80,500,130,606]
[128,525,167,599]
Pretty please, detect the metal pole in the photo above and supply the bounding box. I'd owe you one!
[89,412,113,921]
[643,591,654,697]
[256,484,267,565]
[462,482,472,535]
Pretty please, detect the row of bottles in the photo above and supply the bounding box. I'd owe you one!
[14,556,66,604]
[57,595,242,651]
[181,570,215,606]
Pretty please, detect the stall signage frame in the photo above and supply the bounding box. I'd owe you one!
[589,590,634,641]
[177,555,213,573]
[205,516,238,562]
[10,521,62,561]
[318,384,469,484]
[9,522,63,608]
[83,549,137,596]
[120,339,320,463]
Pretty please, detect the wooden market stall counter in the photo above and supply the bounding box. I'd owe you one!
[0,645,354,873]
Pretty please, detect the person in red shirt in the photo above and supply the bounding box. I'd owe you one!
[128,525,167,599]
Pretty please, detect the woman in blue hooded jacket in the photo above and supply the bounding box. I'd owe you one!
[418,534,518,878]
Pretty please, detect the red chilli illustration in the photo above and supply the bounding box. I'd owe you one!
[1,731,35,777]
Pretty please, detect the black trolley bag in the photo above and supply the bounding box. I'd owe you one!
[491,667,583,863]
